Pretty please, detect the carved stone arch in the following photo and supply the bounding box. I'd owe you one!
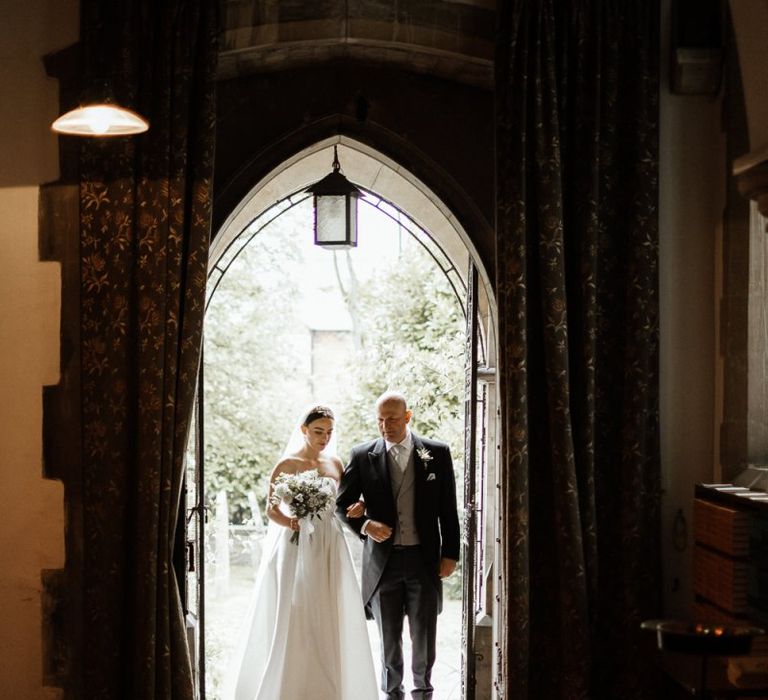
[214,132,492,289]
[214,118,494,272]
[212,58,495,271]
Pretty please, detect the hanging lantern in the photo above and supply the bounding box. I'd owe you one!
[306,146,361,248]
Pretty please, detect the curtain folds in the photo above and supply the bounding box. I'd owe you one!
[78,1,217,697]
[496,2,661,698]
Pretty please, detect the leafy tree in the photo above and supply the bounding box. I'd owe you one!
[203,206,312,522]
[331,245,465,461]
[203,200,468,587]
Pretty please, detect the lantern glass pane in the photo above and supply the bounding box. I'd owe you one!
[347,196,358,246]
[315,194,347,245]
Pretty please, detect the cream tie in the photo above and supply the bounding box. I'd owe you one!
[390,443,404,472]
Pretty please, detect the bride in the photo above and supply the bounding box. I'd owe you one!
[226,405,378,700]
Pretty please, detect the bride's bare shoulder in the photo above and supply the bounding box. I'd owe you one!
[325,455,344,481]
[271,457,301,479]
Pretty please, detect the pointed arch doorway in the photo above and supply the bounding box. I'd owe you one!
[184,138,500,699]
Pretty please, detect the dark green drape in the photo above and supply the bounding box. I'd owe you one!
[496,2,661,698]
[78,1,217,697]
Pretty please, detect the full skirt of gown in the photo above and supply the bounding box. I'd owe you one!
[225,497,378,700]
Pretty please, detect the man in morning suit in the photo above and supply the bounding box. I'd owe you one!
[336,390,461,700]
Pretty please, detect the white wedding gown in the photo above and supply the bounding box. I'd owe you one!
[225,472,378,700]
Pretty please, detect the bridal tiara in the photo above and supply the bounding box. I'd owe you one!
[302,405,335,425]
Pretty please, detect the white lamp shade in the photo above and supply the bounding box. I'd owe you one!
[51,104,149,136]
[314,193,358,247]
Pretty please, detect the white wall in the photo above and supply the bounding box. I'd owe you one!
[658,0,724,617]
[0,1,77,697]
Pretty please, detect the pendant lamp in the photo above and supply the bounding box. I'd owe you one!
[51,80,148,137]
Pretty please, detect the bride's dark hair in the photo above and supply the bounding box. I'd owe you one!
[302,405,335,426]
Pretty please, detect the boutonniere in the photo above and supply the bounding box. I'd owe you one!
[417,447,433,469]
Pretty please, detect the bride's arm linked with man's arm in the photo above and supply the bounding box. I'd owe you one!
[335,444,394,543]
[336,438,460,558]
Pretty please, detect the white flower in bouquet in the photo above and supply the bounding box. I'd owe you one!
[270,469,335,544]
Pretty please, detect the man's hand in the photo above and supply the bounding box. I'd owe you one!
[439,558,457,578]
[346,501,366,518]
[365,520,393,543]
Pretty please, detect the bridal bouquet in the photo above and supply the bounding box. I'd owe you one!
[271,470,335,544]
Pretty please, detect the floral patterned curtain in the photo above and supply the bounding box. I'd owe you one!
[496,2,661,698]
[77,1,217,697]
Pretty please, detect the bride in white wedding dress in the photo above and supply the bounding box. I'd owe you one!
[225,405,378,700]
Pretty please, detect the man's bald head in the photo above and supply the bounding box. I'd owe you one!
[376,391,412,443]
[375,390,408,412]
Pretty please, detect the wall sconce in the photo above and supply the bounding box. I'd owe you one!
[305,146,361,248]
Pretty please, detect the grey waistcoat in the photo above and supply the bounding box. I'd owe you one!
[388,448,420,546]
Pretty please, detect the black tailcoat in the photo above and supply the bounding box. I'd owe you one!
[336,434,461,611]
